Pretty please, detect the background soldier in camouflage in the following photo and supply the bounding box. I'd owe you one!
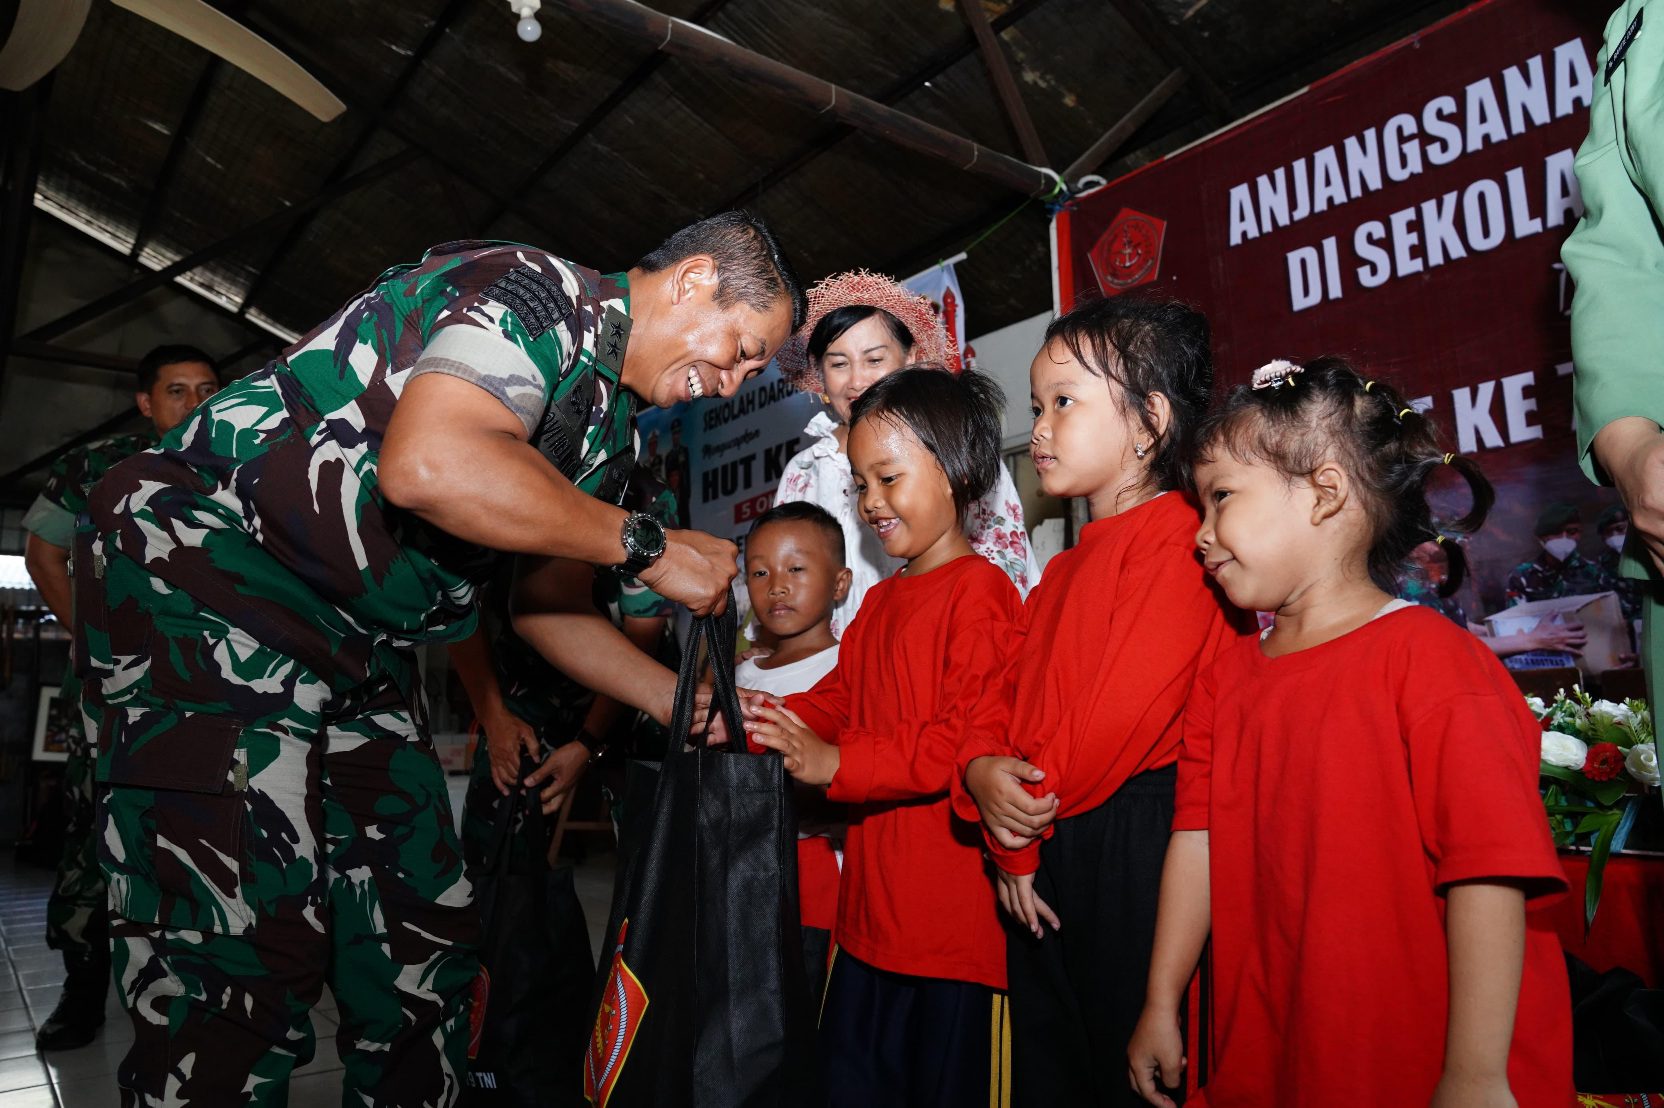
[1505,503,1615,605]
[455,465,678,873]
[76,213,803,1106]
[20,344,220,1052]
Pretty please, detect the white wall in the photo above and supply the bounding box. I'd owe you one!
[965,311,1050,450]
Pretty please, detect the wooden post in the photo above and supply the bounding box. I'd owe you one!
[956,0,1048,166]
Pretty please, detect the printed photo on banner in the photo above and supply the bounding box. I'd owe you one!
[1053,0,1624,662]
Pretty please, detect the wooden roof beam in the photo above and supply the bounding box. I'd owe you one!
[714,0,1051,214]
[1105,0,1231,119]
[560,0,1060,198]
[21,147,422,344]
[956,0,1047,166]
[237,0,471,317]
[478,0,736,233]
[1062,68,1187,185]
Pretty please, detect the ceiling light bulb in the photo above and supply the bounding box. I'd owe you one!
[516,13,542,41]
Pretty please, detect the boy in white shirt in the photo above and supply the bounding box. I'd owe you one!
[735,502,850,998]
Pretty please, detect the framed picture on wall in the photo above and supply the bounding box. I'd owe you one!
[32,686,74,763]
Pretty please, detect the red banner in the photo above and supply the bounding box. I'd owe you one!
[1054,0,1611,613]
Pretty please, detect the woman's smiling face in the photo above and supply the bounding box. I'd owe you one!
[818,313,913,424]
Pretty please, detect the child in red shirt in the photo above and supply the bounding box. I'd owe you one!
[1129,359,1571,1108]
[748,366,1023,1108]
[956,297,1248,1107]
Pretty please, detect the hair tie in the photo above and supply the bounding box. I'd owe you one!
[1396,406,1414,421]
[1433,535,1446,546]
[1363,380,1376,393]
[1251,359,1303,390]
[1442,453,1455,465]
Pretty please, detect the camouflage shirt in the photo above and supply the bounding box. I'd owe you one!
[1504,549,1613,606]
[1396,568,1469,627]
[87,241,637,694]
[494,466,679,732]
[1598,548,1647,622]
[21,430,157,548]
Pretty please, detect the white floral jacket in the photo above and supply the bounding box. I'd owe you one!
[773,412,1040,638]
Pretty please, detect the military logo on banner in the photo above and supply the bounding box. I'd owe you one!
[1090,207,1168,295]
[585,920,649,1107]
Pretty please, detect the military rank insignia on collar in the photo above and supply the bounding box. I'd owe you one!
[1607,8,1642,85]
[482,267,575,340]
[598,305,632,375]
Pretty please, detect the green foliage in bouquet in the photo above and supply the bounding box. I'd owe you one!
[1531,687,1659,929]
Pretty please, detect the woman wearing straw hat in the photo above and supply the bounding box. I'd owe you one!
[771,270,1040,638]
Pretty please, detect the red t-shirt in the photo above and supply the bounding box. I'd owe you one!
[789,555,1022,989]
[1175,606,1571,1108]
[951,493,1248,874]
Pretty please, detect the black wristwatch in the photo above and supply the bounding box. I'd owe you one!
[619,511,667,576]
[576,728,608,762]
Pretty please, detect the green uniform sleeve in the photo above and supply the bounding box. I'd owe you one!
[1565,0,1664,483]
[20,493,73,548]
[410,254,580,434]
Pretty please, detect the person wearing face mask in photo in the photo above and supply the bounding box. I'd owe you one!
[1504,503,1613,606]
[1399,538,1588,660]
[770,270,1040,639]
[1597,504,1647,624]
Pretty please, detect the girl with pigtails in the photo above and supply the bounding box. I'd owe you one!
[1128,359,1572,1108]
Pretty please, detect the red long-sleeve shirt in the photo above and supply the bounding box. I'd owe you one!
[788,555,1022,989]
[951,493,1248,875]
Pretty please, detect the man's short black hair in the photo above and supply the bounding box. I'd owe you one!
[636,211,806,330]
[137,344,217,392]
[848,366,1004,517]
[748,501,845,565]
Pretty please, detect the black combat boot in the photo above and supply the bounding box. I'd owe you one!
[35,948,107,1051]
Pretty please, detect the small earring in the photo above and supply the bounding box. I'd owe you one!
[818,392,830,404]
[1134,442,1148,459]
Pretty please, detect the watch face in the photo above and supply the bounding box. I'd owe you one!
[627,514,667,558]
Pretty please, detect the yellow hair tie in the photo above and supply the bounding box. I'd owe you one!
[1397,406,1414,420]
[1442,453,1455,465]
[1434,535,1446,545]
[1363,380,1376,393]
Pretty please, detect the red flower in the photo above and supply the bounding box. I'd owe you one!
[1585,742,1626,782]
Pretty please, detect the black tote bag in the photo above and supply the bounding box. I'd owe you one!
[464,760,596,1107]
[584,609,820,1108]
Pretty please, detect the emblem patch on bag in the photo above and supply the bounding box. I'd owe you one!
[467,965,491,1061]
[585,920,649,1107]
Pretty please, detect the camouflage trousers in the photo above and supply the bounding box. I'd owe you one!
[46,672,106,960]
[79,549,478,1107]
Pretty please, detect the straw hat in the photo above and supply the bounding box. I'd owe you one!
[776,269,958,392]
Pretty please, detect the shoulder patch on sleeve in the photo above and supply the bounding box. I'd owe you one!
[482,267,576,340]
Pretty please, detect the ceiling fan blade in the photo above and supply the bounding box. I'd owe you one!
[110,0,345,121]
[0,0,93,92]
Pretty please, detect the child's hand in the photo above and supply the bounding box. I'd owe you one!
[748,705,840,786]
[1126,1005,1186,1108]
[994,869,1060,938]
[1429,1072,1517,1108]
[965,756,1058,850]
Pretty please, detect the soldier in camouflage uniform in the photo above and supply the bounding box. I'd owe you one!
[1597,504,1647,624]
[456,466,678,872]
[1504,503,1614,605]
[20,345,220,1052]
[75,215,802,1106]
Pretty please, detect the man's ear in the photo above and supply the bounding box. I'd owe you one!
[134,392,153,420]
[669,254,719,306]
[1309,460,1350,525]
[833,566,853,604]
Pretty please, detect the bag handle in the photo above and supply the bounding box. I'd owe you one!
[668,608,752,757]
[480,751,550,877]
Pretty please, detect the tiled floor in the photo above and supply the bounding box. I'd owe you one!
[0,837,618,1107]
